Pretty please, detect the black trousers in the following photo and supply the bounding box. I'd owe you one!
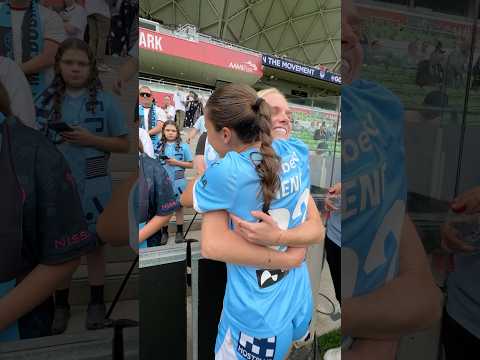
[325,234,341,302]
[441,309,480,359]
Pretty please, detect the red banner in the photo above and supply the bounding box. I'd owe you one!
[139,28,263,76]
[152,92,174,106]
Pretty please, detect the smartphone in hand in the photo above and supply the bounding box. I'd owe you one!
[49,122,74,133]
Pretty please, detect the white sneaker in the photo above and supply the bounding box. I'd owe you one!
[323,347,341,360]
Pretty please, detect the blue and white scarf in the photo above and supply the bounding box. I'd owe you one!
[0,0,46,100]
[138,103,159,146]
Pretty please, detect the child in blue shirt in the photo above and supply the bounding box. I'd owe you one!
[155,120,193,244]
[35,38,129,333]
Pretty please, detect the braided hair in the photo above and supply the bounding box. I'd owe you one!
[206,84,281,212]
[44,38,102,124]
[157,120,182,156]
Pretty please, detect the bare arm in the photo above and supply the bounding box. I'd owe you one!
[91,135,130,153]
[180,179,195,208]
[114,57,139,95]
[342,215,442,339]
[139,215,172,243]
[20,40,58,75]
[62,130,130,153]
[0,260,80,332]
[194,155,206,176]
[187,128,199,144]
[166,158,193,169]
[202,211,306,269]
[149,122,164,136]
[231,195,324,247]
[97,173,137,247]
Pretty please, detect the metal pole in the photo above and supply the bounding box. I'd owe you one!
[184,211,198,238]
[329,97,341,188]
[454,0,479,198]
[106,255,139,320]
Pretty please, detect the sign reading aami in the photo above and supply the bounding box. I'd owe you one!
[139,30,163,52]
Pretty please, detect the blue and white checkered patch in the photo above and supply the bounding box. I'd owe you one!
[237,332,276,360]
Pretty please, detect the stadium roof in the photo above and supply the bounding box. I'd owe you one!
[139,0,341,72]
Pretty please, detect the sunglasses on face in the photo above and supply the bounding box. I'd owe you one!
[140,92,151,98]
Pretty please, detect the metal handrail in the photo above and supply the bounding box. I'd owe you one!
[138,76,213,95]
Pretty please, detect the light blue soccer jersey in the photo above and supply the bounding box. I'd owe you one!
[157,142,192,197]
[193,138,312,337]
[193,115,207,134]
[341,80,407,301]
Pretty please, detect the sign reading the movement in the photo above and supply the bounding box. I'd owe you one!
[262,54,341,85]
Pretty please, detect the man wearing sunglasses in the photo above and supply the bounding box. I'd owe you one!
[138,85,166,148]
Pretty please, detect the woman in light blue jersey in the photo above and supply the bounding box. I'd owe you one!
[182,83,323,359]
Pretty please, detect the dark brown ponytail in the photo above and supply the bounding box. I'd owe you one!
[206,84,280,211]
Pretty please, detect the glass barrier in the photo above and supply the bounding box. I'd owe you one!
[357,1,478,254]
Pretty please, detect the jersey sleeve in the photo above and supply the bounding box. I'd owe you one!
[35,141,97,264]
[104,93,129,137]
[182,143,193,162]
[193,154,238,213]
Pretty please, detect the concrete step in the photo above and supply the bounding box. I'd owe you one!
[69,260,138,306]
[167,213,202,233]
[79,245,136,265]
[0,326,138,360]
[73,260,138,280]
[65,300,139,336]
[183,206,198,216]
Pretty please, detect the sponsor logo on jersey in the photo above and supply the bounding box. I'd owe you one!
[256,269,289,288]
[237,332,276,360]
